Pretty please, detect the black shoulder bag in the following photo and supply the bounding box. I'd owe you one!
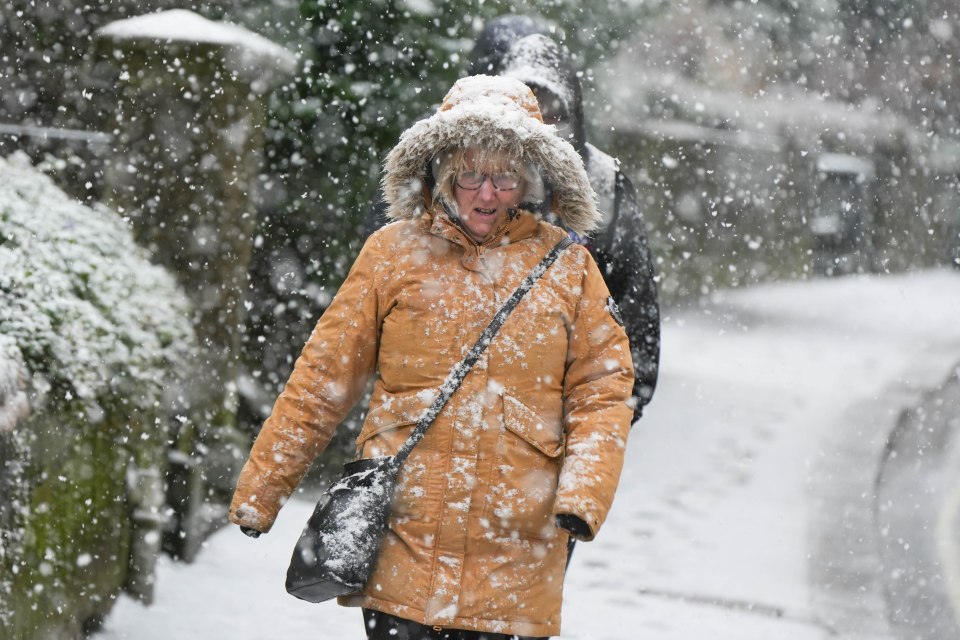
[285,237,572,603]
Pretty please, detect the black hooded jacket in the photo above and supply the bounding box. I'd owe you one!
[495,32,659,417]
[364,17,660,419]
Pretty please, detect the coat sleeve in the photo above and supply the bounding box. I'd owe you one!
[593,171,660,420]
[228,234,387,533]
[553,247,634,541]
[608,171,660,420]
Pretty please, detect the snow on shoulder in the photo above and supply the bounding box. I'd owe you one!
[500,34,576,112]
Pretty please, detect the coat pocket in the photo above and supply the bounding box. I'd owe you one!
[483,395,563,538]
[356,388,439,451]
[502,395,564,457]
[356,389,440,520]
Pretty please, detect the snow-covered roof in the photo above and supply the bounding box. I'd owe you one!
[598,63,922,153]
[816,152,875,178]
[632,118,782,153]
[97,9,297,80]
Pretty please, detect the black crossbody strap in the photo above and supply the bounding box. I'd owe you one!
[393,236,573,465]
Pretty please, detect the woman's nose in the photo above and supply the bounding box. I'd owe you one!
[477,178,497,200]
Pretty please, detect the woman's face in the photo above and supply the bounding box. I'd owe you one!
[453,148,523,244]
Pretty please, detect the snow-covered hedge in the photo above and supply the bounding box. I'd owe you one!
[0,152,198,637]
[0,152,194,412]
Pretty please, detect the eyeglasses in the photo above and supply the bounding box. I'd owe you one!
[455,170,521,191]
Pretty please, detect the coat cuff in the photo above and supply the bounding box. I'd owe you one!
[552,496,603,541]
[228,500,275,534]
[555,513,592,540]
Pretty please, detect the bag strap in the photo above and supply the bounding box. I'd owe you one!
[392,236,573,466]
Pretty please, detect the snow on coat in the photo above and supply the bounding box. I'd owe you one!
[229,76,634,637]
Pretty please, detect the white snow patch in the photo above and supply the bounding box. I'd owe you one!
[98,9,295,71]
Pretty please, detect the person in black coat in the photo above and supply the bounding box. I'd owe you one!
[364,15,660,421]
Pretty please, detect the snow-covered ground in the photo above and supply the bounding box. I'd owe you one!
[94,269,960,639]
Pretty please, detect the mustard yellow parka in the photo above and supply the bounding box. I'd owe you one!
[229,76,634,637]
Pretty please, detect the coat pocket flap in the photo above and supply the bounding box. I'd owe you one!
[357,388,438,447]
[503,395,563,458]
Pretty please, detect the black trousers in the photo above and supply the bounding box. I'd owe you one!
[362,609,549,640]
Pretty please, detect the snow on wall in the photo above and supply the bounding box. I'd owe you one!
[0,152,195,413]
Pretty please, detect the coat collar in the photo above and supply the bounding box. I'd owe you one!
[426,206,541,272]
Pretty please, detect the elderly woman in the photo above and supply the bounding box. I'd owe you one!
[229,76,634,640]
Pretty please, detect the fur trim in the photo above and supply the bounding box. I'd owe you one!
[382,75,600,235]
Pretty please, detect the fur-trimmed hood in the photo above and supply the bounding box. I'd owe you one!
[382,75,601,235]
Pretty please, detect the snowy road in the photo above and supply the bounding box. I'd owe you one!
[874,369,960,639]
[94,270,960,639]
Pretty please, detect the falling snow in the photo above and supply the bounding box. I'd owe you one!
[3,1,960,638]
